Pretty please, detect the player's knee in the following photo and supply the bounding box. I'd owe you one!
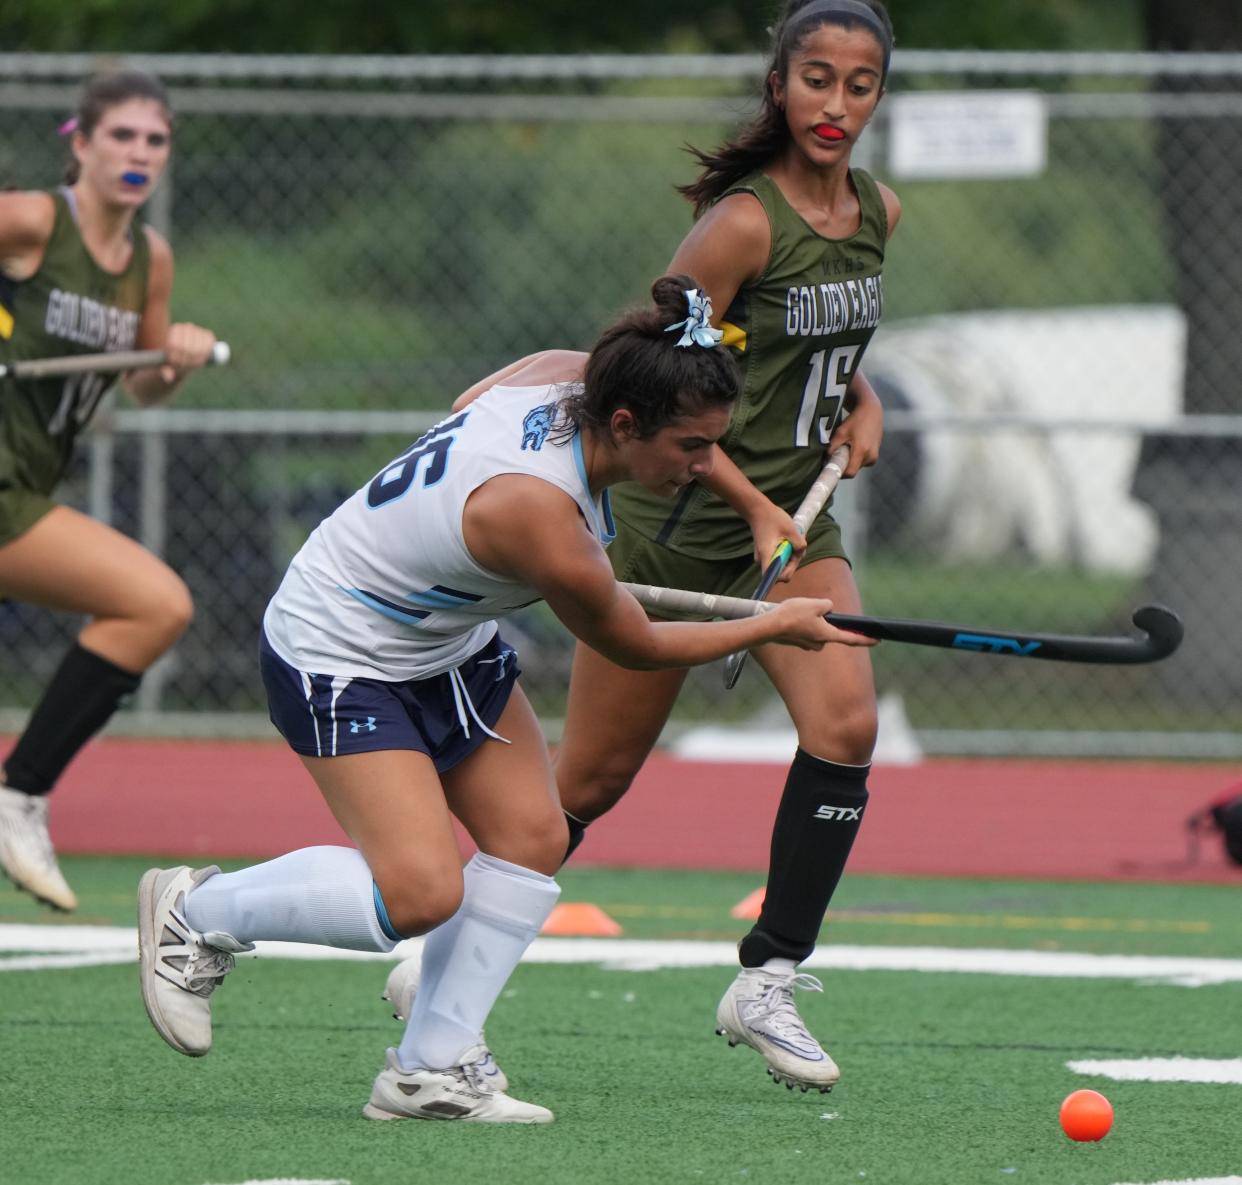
[800,699,877,765]
[159,578,195,642]
[558,757,640,822]
[489,812,569,877]
[139,573,195,649]
[377,874,464,938]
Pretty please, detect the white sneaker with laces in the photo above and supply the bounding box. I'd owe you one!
[363,1046,552,1124]
[715,966,841,1092]
[382,955,509,1092]
[137,865,253,1057]
[0,784,77,911]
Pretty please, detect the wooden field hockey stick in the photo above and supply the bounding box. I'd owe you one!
[722,443,851,689]
[622,581,1184,665]
[0,340,231,381]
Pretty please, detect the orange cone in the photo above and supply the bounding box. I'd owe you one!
[730,887,766,919]
[541,902,622,936]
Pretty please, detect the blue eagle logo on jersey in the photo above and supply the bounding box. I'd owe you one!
[521,403,557,451]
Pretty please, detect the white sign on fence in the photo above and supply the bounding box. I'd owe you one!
[887,90,1048,179]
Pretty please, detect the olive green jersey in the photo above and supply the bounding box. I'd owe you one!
[0,188,149,494]
[612,168,887,558]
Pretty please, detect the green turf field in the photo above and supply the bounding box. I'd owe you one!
[3,858,1240,1185]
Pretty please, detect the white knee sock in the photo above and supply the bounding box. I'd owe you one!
[398,852,560,1071]
[183,845,398,952]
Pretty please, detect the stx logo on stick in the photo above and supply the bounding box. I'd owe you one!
[813,805,864,822]
[952,633,1042,656]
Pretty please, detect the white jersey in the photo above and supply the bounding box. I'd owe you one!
[263,384,615,681]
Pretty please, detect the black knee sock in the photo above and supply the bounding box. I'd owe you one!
[562,809,589,865]
[3,643,142,796]
[738,748,870,967]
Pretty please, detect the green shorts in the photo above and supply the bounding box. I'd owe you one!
[0,482,55,547]
[607,512,849,613]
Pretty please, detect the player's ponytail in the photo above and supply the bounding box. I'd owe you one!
[556,273,740,441]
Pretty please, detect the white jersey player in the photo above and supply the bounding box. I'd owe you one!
[136,276,873,1125]
[264,383,615,683]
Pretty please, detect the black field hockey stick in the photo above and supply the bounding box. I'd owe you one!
[622,582,1183,665]
[0,340,231,381]
[723,443,851,690]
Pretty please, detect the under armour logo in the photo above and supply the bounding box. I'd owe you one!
[814,805,862,822]
[350,717,378,734]
[477,649,514,683]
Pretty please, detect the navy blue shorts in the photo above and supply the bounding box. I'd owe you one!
[259,630,521,773]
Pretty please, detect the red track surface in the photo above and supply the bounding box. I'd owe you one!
[22,735,1241,883]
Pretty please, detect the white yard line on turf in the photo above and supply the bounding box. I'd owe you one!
[1070,1057,1242,1084]
[1112,1179,1242,1185]
[199,1179,350,1185]
[4,924,1242,985]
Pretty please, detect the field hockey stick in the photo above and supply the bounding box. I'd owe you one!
[722,443,851,689]
[623,581,1183,665]
[0,340,231,381]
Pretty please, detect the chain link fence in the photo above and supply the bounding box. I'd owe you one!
[1,51,1240,756]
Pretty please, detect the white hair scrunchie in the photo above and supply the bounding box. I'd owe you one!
[665,288,724,349]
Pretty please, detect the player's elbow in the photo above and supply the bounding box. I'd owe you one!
[121,373,165,407]
[592,634,666,671]
[610,653,663,672]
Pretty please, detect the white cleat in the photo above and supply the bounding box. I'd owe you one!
[362,1046,552,1124]
[137,865,252,1057]
[381,954,423,1021]
[0,784,77,911]
[382,955,509,1092]
[715,967,841,1093]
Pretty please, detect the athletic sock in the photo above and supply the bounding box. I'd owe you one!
[562,808,589,864]
[738,748,870,967]
[183,845,398,952]
[397,851,560,1071]
[3,643,141,796]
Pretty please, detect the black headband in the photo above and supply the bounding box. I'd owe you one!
[787,0,893,78]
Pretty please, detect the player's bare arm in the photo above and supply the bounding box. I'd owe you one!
[828,186,898,478]
[124,228,216,404]
[0,191,55,280]
[833,371,884,477]
[463,475,870,666]
[452,350,588,412]
[878,180,902,237]
[668,195,800,564]
[668,192,771,313]
[698,446,806,575]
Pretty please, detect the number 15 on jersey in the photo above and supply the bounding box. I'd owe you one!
[794,344,859,448]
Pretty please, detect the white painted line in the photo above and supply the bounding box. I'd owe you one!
[0,923,136,951]
[1111,1178,1242,1185]
[199,1179,350,1185]
[0,952,135,972]
[1070,1058,1242,1084]
[799,945,1242,988]
[5,924,1242,985]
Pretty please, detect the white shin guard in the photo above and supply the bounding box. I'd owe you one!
[398,851,560,1071]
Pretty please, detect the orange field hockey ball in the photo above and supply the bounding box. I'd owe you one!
[1059,1089,1114,1142]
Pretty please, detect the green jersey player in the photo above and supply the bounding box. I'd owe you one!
[556,0,901,1094]
[0,70,218,911]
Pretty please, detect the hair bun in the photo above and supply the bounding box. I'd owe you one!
[650,272,701,323]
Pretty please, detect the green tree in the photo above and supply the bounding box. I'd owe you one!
[0,0,1142,54]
